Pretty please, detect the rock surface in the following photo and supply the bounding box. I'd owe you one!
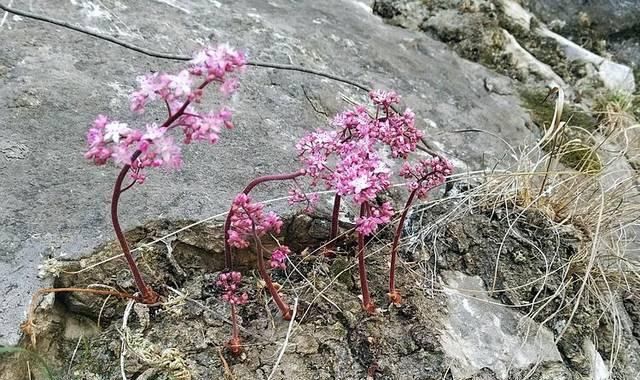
[0,0,536,345]
[440,271,563,379]
[4,202,639,379]
[373,0,636,93]
[524,0,640,37]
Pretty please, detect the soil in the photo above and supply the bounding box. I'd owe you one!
[2,200,639,379]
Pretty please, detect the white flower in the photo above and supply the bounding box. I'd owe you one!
[142,123,165,141]
[104,122,131,143]
[168,70,192,96]
[190,49,210,66]
[351,175,370,194]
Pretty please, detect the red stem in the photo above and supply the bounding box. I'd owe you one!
[357,202,375,313]
[251,220,292,320]
[388,189,417,300]
[223,170,305,269]
[109,82,207,304]
[111,150,157,303]
[231,303,239,341]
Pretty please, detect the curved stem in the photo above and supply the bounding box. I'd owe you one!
[109,89,202,304]
[357,202,375,314]
[251,222,292,320]
[112,150,157,304]
[223,170,305,269]
[388,189,418,303]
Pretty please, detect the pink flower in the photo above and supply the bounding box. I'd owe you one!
[142,123,166,140]
[167,70,192,97]
[152,135,183,169]
[400,157,453,199]
[369,89,399,108]
[227,193,284,248]
[84,145,111,165]
[189,44,246,80]
[111,144,134,166]
[216,271,249,305]
[356,202,394,235]
[270,246,291,270]
[220,77,240,97]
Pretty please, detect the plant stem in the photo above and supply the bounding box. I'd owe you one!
[231,304,239,341]
[388,189,417,304]
[251,222,292,320]
[223,170,305,269]
[357,202,375,314]
[109,85,204,304]
[112,150,158,304]
[326,194,341,254]
[226,303,243,355]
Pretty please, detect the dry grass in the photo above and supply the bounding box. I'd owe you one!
[393,87,640,376]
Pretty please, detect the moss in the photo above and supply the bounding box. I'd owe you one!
[518,87,598,131]
[518,87,602,173]
[560,139,602,174]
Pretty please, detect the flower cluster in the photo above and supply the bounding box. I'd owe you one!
[333,138,391,203]
[227,193,283,249]
[287,187,319,212]
[85,44,246,183]
[131,44,246,114]
[294,89,422,231]
[356,202,394,235]
[400,156,453,199]
[216,271,249,305]
[85,118,183,182]
[270,246,291,270]
[332,90,423,158]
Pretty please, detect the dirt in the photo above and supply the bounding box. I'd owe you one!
[1,199,639,379]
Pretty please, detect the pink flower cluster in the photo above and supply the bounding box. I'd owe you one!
[130,44,246,114]
[216,271,249,305]
[227,193,283,249]
[400,156,453,199]
[85,118,183,182]
[85,44,246,183]
[332,90,423,158]
[294,90,422,233]
[287,187,319,212]
[270,246,291,270]
[356,202,394,235]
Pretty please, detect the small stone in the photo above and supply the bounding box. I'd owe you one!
[295,334,319,355]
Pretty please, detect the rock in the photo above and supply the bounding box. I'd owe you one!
[372,0,429,29]
[524,0,640,37]
[0,0,536,345]
[583,339,609,380]
[537,27,636,92]
[295,334,320,355]
[440,271,562,380]
[501,29,566,87]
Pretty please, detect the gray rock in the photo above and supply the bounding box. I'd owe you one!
[440,271,562,379]
[524,0,640,37]
[0,0,535,345]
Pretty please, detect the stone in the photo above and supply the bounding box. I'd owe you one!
[440,271,562,379]
[537,27,636,92]
[524,0,640,37]
[0,0,535,345]
[295,334,320,355]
